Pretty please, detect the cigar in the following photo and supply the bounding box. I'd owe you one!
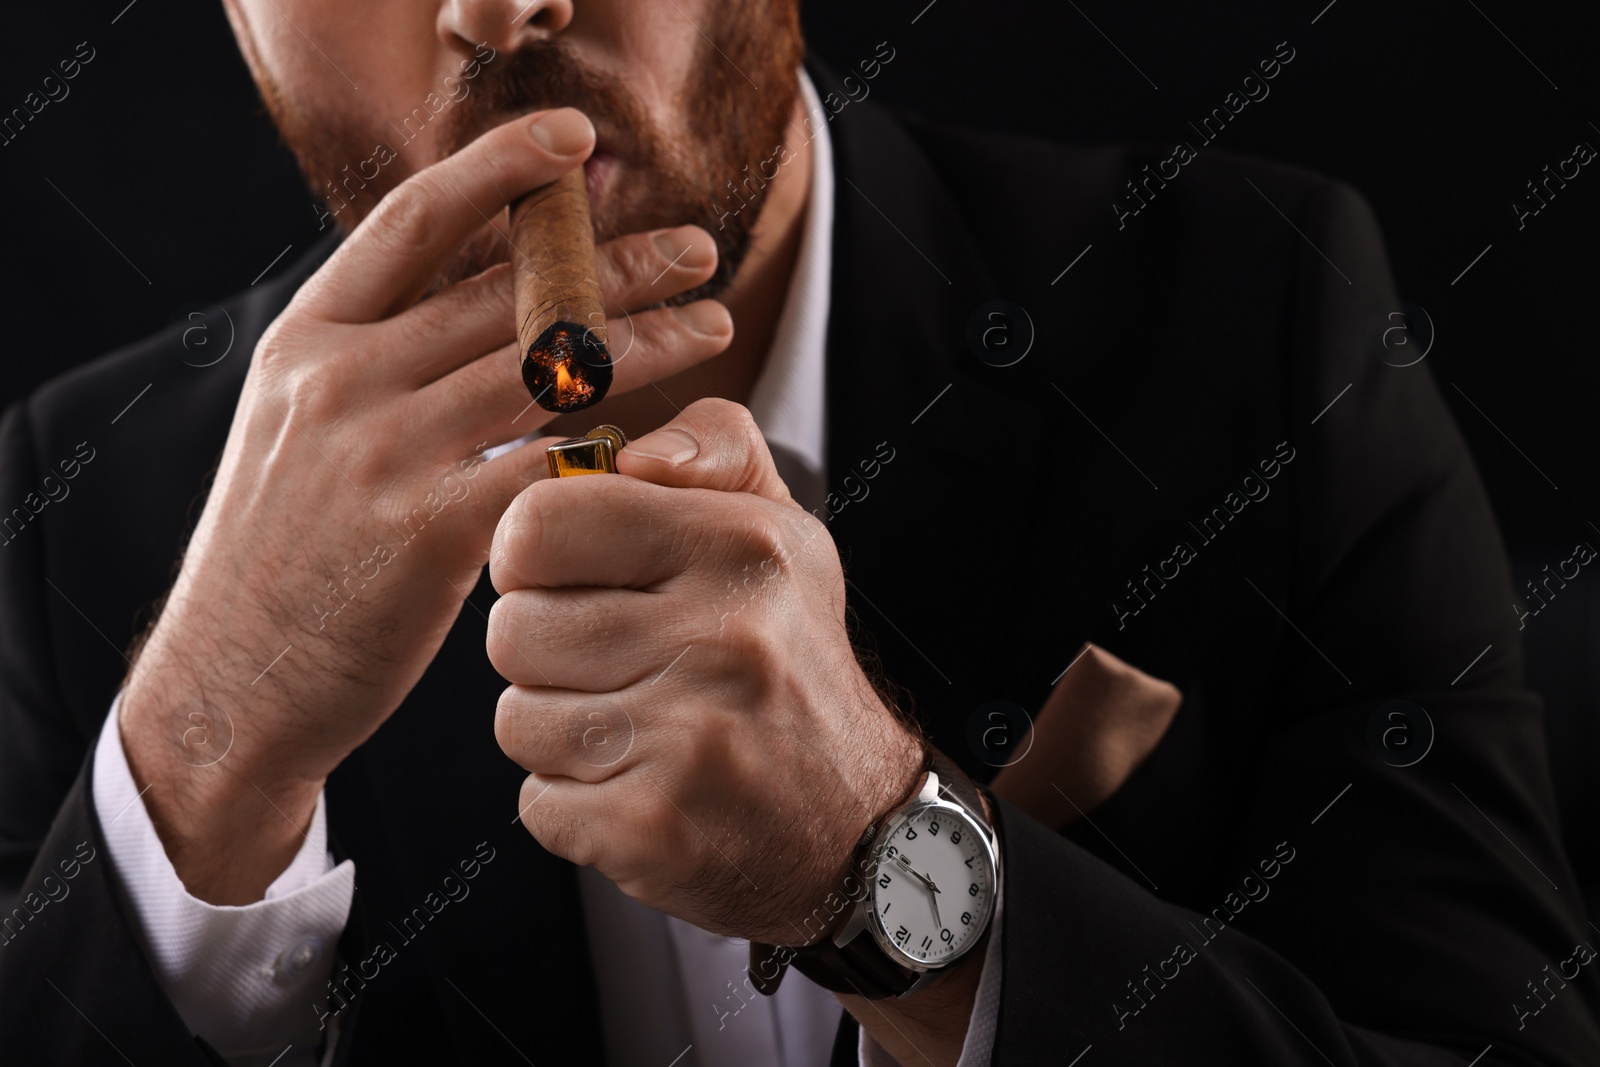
[509,168,613,413]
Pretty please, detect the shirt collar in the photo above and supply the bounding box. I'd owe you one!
[743,68,833,497]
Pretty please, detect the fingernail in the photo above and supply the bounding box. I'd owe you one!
[653,228,713,270]
[675,300,730,338]
[529,109,594,156]
[626,428,699,464]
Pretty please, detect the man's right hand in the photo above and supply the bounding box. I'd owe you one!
[117,107,732,904]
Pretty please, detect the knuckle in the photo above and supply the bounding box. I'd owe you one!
[446,263,513,328]
[613,235,657,286]
[789,509,830,556]
[688,399,769,493]
[714,623,773,686]
[741,514,788,568]
[541,807,597,867]
[689,396,754,434]
[480,263,516,314]
[485,600,526,675]
[370,179,437,258]
[491,486,554,587]
[390,302,437,351]
[493,686,525,754]
[252,319,297,367]
[275,364,340,425]
[682,720,732,784]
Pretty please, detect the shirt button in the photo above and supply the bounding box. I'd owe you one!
[276,935,323,979]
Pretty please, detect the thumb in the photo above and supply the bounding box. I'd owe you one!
[615,397,795,505]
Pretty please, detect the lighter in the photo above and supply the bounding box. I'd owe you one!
[545,424,628,479]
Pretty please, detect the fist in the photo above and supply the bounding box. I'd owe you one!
[488,398,925,944]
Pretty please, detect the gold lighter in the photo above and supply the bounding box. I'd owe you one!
[546,424,627,479]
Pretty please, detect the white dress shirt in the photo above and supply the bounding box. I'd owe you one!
[90,69,1002,1067]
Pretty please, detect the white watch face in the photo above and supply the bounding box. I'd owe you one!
[868,802,996,968]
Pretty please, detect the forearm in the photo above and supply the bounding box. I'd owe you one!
[119,627,325,905]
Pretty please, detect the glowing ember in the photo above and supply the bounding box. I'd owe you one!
[520,320,612,414]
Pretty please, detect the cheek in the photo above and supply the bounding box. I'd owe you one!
[235,0,447,160]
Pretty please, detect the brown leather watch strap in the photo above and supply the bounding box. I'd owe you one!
[790,914,921,999]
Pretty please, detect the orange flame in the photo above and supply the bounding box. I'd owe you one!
[556,360,574,404]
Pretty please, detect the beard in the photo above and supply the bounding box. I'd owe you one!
[257,2,803,304]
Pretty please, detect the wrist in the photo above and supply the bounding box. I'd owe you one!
[816,714,928,942]
[119,647,326,905]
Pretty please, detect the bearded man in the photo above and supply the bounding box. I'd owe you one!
[1,1,1596,1065]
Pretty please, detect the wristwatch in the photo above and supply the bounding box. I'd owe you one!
[753,747,1001,1000]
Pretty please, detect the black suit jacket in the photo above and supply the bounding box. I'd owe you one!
[2,63,1597,1065]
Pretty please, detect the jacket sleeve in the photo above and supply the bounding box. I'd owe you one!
[988,180,1600,1065]
[0,399,220,1065]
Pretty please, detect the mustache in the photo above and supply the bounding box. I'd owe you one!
[440,40,656,166]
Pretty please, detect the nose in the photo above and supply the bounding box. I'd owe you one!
[438,0,575,55]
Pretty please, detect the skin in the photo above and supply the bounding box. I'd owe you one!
[119,0,976,1061]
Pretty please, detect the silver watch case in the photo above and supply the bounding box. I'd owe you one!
[832,770,1001,994]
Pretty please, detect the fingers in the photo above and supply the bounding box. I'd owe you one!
[486,586,674,690]
[484,400,797,597]
[416,300,733,456]
[594,226,718,315]
[616,397,795,505]
[495,686,642,785]
[381,264,519,386]
[488,475,707,594]
[512,772,641,870]
[380,227,720,390]
[297,108,596,324]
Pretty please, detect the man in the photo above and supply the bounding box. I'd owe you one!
[1,0,1597,1065]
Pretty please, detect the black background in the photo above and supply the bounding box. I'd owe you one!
[2,0,1596,542]
[1,0,1598,944]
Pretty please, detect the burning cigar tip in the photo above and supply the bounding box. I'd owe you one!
[521,320,612,413]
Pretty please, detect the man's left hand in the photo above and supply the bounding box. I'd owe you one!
[488,398,925,945]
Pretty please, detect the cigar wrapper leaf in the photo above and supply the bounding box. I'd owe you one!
[510,168,613,413]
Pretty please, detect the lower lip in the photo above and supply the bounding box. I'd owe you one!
[583,153,615,203]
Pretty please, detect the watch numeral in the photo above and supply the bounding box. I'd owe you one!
[928,820,940,836]
[941,928,954,943]
[904,827,919,841]
[878,873,891,889]
[895,925,910,943]
[920,935,933,951]
[950,830,962,845]
[964,857,974,868]
[961,911,972,926]
[969,882,980,897]
[885,845,898,859]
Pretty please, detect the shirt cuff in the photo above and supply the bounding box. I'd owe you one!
[857,886,1005,1067]
[92,692,356,1067]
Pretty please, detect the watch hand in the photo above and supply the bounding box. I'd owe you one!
[889,851,928,883]
[895,855,942,928]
